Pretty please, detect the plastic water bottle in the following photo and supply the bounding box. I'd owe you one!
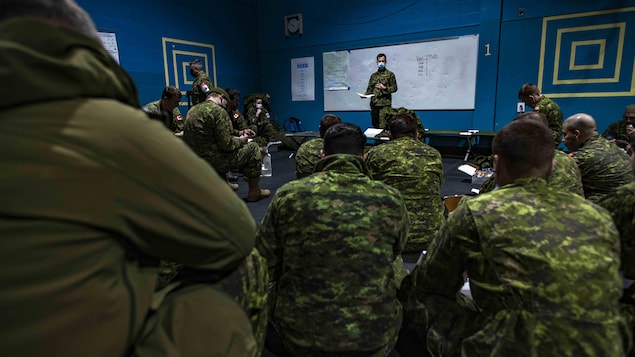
[261,141,281,177]
[261,153,272,177]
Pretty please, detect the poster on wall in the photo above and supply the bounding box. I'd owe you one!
[291,57,315,101]
[98,31,120,64]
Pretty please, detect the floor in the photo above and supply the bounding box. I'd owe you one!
[241,147,478,224]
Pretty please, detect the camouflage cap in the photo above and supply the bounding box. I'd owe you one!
[625,104,635,113]
[210,87,229,101]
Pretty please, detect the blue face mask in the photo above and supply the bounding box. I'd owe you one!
[378,61,386,69]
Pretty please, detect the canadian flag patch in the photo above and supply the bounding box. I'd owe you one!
[176,115,183,121]
[201,82,210,93]
[233,112,240,120]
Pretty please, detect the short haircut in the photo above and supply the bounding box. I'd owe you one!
[0,0,98,39]
[323,123,366,156]
[318,114,342,137]
[492,120,554,176]
[518,83,540,98]
[514,111,549,127]
[189,59,202,70]
[389,113,418,138]
[226,88,240,101]
[377,53,386,60]
[162,86,181,99]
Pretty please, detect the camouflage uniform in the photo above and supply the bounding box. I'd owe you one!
[0,17,257,356]
[142,99,184,133]
[599,181,635,279]
[155,248,269,356]
[366,136,444,252]
[378,107,426,139]
[191,71,213,106]
[183,101,262,179]
[294,137,323,179]
[479,150,584,196]
[229,108,248,136]
[245,105,276,147]
[366,68,398,128]
[569,135,634,203]
[603,120,632,144]
[534,95,563,145]
[401,177,630,356]
[256,154,409,355]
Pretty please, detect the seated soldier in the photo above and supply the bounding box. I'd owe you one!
[143,86,185,136]
[294,113,341,179]
[366,112,444,255]
[378,106,426,139]
[399,119,629,356]
[563,113,634,203]
[257,123,409,356]
[183,87,270,201]
[603,104,635,149]
[0,1,258,355]
[479,112,584,196]
[245,93,276,147]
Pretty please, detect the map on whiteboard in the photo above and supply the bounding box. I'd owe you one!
[98,31,120,64]
[323,51,349,90]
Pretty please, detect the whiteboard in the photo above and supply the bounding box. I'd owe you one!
[323,35,479,111]
[98,31,120,64]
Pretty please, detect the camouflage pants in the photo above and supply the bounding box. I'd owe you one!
[206,142,262,179]
[156,248,269,356]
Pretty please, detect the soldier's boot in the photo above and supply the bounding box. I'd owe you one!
[246,178,270,202]
[227,179,239,191]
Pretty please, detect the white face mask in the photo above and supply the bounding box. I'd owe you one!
[256,103,263,109]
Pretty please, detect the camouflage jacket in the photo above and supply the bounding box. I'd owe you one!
[294,137,323,179]
[365,68,397,107]
[366,136,444,252]
[191,72,212,106]
[256,154,408,352]
[245,106,275,146]
[404,177,627,356]
[569,135,634,202]
[183,100,243,159]
[143,99,184,133]
[228,108,248,136]
[535,95,563,145]
[600,180,635,279]
[603,120,631,144]
[480,150,584,196]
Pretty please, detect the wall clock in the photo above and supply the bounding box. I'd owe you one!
[284,13,303,37]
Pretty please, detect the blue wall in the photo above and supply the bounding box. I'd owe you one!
[75,0,635,134]
[259,0,635,134]
[76,0,262,112]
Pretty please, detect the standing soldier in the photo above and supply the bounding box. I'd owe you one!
[518,83,563,145]
[189,59,213,106]
[364,53,398,128]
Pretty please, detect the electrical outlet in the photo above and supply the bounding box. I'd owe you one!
[517,102,525,113]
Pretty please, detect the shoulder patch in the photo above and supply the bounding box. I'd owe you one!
[201,82,210,93]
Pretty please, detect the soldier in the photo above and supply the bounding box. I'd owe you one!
[257,123,409,356]
[0,1,258,355]
[562,113,633,203]
[183,87,270,201]
[603,104,635,150]
[366,112,444,255]
[479,112,584,196]
[599,136,635,316]
[400,119,629,356]
[365,53,398,128]
[294,113,341,179]
[245,94,276,147]
[189,59,213,106]
[225,88,254,138]
[142,85,185,136]
[518,83,563,145]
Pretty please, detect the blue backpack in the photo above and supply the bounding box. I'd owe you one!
[283,117,306,132]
